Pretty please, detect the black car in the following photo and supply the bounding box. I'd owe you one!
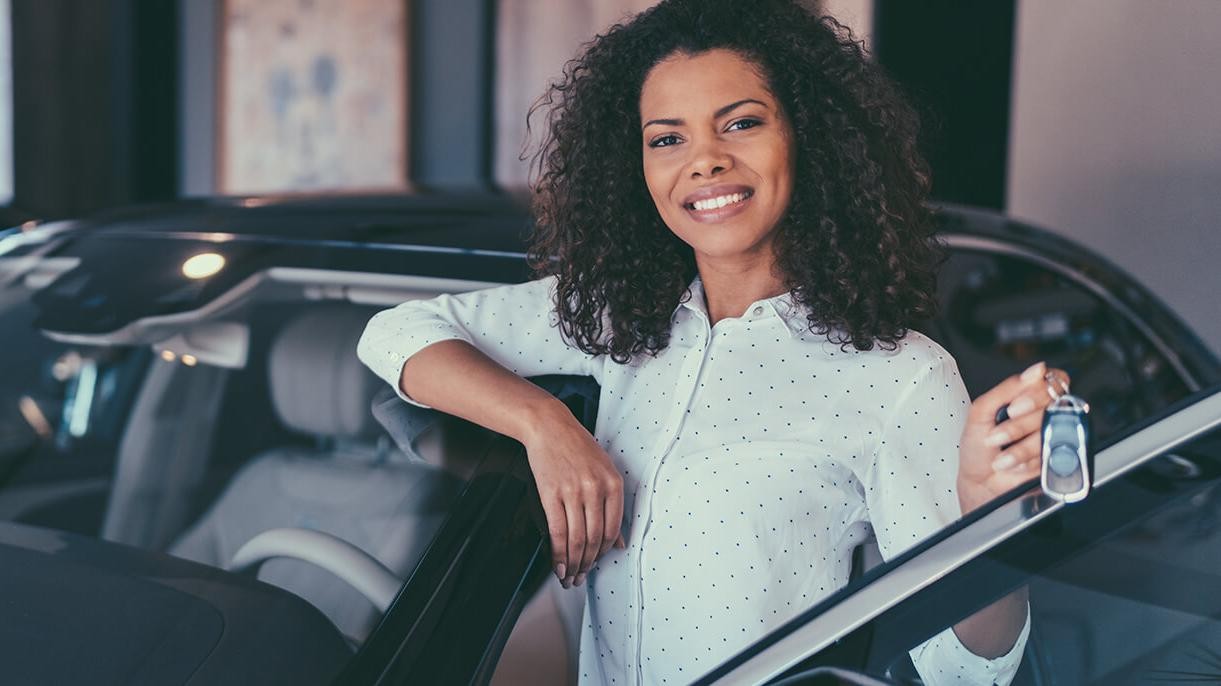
[0,195,1216,685]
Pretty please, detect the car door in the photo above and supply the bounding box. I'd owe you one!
[335,377,600,685]
[697,385,1221,685]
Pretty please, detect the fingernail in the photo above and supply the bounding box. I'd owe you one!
[984,430,1009,447]
[1007,396,1035,418]
[575,573,587,587]
[1020,361,1046,384]
[555,563,566,579]
[993,453,1017,471]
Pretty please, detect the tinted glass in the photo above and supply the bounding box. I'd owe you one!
[926,249,1198,442]
[810,422,1221,686]
[0,249,529,680]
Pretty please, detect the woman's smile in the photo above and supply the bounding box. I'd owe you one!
[682,184,755,222]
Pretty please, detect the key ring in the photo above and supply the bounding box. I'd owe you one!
[1045,370,1070,400]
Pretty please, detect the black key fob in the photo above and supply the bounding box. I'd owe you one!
[1040,394,1091,503]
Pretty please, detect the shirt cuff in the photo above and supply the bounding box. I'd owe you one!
[910,603,1031,686]
[356,313,472,409]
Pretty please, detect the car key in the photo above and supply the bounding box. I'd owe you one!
[1041,392,1091,502]
[995,370,1092,502]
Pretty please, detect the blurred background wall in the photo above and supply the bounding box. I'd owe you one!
[1007,0,1221,357]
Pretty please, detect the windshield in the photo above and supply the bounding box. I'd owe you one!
[0,242,501,680]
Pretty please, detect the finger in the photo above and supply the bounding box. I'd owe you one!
[1043,368,1072,397]
[601,482,624,556]
[565,495,587,587]
[999,368,1072,431]
[988,460,1042,493]
[985,403,1045,450]
[541,494,569,583]
[968,361,1047,427]
[991,432,1043,473]
[580,494,602,577]
[615,533,626,549]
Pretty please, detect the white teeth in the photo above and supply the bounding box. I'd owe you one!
[691,192,749,211]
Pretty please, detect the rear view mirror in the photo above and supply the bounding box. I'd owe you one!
[152,321,250,369]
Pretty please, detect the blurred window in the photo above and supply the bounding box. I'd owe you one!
[926,248,1199,443]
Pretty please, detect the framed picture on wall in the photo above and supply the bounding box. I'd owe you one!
[217,0,410,195]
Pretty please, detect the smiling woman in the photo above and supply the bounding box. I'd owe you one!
[527,0,941,365]
[357,0,1059,684]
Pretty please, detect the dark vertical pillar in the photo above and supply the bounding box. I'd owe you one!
[12,0,117,218]
[10,0,178,220]
[410,0,497,190]
[126,0,180,203]
[872,1,1016,210]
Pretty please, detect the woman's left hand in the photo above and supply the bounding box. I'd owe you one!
[957,361,1072,515]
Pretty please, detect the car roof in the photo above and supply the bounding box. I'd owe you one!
[10,193,536,253]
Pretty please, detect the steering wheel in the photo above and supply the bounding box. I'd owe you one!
[227,528,403,612]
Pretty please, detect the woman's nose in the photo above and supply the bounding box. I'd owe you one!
[686,141,733,179]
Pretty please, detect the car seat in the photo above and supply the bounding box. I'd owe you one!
[169,306,462,641]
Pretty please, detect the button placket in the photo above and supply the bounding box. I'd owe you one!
[631,321,709,683]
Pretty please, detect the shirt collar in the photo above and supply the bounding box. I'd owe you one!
[677,276,805,338]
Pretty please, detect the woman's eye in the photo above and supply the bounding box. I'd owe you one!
[728,118,762,132]
[648,134,681,148]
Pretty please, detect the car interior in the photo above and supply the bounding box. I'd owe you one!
[0,266,592,682]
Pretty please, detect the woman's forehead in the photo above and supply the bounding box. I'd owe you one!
[639,49,775,119]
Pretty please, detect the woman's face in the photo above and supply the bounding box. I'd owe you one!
[639,49,796,270]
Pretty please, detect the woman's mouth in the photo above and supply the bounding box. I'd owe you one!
[683,188,755,223]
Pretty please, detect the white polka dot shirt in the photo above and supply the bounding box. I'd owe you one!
[357,276,1029,686]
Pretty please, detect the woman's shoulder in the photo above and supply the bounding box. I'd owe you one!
[801,327,954,372]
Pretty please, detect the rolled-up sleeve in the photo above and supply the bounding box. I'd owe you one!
[356,276,603,407]
[864,350,1029,686]
[910,608,1030,686]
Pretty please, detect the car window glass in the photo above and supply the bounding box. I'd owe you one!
[0,264,480,662]
[926,249,1199,443]
[863,425,1221,686]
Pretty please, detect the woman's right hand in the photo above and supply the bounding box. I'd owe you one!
[385,338,624,589]
[522,405,626,589]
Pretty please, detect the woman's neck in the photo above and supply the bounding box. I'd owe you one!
[697,260,788,326]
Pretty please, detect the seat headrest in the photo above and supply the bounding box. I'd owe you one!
[268,307,383,440]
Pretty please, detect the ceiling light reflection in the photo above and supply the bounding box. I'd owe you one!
[182,252,226,280]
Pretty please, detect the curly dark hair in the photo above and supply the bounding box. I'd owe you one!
[527,0,943,363]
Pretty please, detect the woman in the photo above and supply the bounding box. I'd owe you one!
[358,0,1061,683]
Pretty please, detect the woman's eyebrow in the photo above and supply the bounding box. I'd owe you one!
[642,98,770,130]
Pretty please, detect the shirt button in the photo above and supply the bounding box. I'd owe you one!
[752,306,764,316]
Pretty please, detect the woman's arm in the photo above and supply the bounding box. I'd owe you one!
[356,278,622,588]
[863,346,1040,685]
[950,361,1069,658]
[398,339,624,588]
